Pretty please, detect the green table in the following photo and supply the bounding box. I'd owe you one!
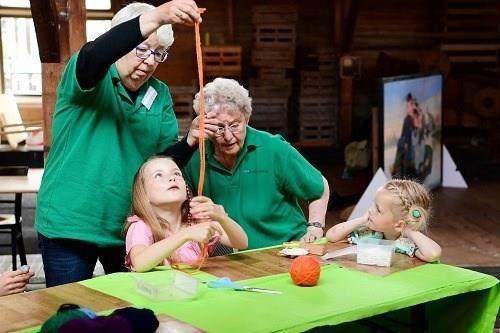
[77,263,498,333]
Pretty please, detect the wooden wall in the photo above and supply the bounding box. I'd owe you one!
[155,0,334,86]
[351,0,441,71]
[28,0,498,146]
[20,0,443,136]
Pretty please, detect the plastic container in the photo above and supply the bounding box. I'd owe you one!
[133,270,200,301]
[356,238,395,267]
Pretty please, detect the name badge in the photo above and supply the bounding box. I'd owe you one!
[141,86,157,110]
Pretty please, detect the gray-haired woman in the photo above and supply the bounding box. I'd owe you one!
[183,78,330,251]
[36,0,218,287]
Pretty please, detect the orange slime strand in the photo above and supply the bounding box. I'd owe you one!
[194,9,209,269]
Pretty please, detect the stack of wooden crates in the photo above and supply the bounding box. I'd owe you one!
[170,85,196,137]
[297,48,338,145]
[202,45,242,82]
[249,5,298,137]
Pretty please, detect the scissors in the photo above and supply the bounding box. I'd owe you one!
[207,277,282,295]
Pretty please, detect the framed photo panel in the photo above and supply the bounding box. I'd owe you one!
[379,73,443,190]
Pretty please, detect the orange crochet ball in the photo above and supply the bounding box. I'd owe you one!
[289,255,321,286]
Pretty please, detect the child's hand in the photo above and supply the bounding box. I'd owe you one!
[185,222,223,244]
[360,211,370,225]
[190,196,227,223]
[0,269,34,296]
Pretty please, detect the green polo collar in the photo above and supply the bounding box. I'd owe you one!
[205,126,260,174]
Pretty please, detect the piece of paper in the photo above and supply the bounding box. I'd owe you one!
[321,246,357,261]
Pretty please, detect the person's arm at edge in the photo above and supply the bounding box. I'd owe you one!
[403,229,442,263]
[306,175,330,230]
[76,16,144,89]
[326,212,369,243]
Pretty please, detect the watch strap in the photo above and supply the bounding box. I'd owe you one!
[307,222,324,229]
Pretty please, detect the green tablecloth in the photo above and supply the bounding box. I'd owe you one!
[77,263,498,333]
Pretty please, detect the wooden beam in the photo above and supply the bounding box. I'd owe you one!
[341,0,359,52]
[29,0,60,63]
[41,63,64,151]
[37,0,86,149]
[68,0,87,52]
[334,0,342,48]
[339,77,353,145]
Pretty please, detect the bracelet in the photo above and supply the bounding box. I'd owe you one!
[307,222,324,229]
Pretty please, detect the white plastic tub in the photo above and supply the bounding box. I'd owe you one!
[356,238,395,267]
[133,270,200,301]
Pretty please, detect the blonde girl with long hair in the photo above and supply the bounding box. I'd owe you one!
[124,157,247,272]
[326,179,441,262]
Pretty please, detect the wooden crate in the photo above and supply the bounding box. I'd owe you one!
[300,71,338,97]
[202,46,241,76]
[170,85,196,95]
[251,124,288,138]
[252,47,295,68]
[251,97,288,126]
[177,115,192,137]
[170,86,196,115]
[299,110,336,125]
[249,78,292,97]
[298,97,338,115]
[254,24,296,49]
[298,97,337,143]
[299,48,337,71]
[299,125,336,141]
[252,5,298,24]
[258,68,287,81]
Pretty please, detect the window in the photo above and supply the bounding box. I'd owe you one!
[0,1,112,96]
[0,0,29,8]
[0,0,111,10]
[86,0,111,10]
[86,19,111,42]
[1,17,40,95]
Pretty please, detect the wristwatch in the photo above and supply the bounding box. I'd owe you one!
[307,222,324,229]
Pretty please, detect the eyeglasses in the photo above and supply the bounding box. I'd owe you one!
[215,123,241,136]
[135,46,168,63]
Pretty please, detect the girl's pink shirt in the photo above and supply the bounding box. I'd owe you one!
[125,215,220,270]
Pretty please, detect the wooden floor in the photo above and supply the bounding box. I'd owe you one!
[325,180,500,268]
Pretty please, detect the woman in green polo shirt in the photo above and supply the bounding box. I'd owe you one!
[35,1,218,287]
[183,78,330,250]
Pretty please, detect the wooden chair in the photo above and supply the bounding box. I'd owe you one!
[0,196,27,270]
[0,93,42,149]
[0,94,33,270]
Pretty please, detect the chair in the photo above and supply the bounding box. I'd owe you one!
[0,94,33,270]
[0,93,43,149]
[0,194,27,270]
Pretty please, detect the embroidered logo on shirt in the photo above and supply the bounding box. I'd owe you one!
[242,169,269,174]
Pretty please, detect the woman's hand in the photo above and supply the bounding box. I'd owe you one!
[185,222,222,243]
[140,0,202,38]
[156,0,202,26]
[190,196,227,222]
[301,226,324,243]
[186,112,219,146]
[0,269,34,296]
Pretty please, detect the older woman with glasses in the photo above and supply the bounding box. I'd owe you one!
[36,0,218,287]
[183,78,330,251]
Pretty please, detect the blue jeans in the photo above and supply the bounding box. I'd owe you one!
[38,233,126,287]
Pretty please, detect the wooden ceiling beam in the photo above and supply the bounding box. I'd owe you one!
[29,0,60,63]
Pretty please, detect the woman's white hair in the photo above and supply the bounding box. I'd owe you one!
[193,78,252,118]
[112,2,174,48]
